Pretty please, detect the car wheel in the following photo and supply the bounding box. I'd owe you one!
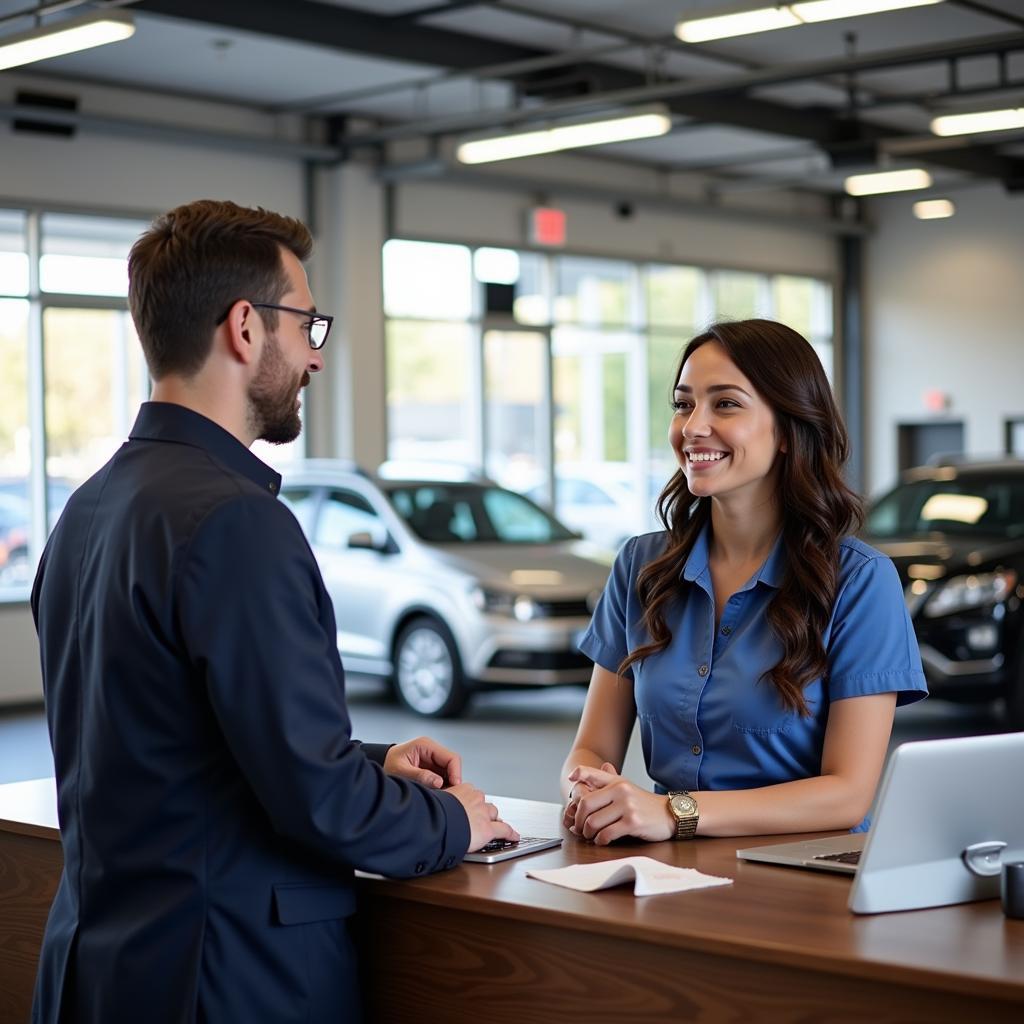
[393,617,469,718]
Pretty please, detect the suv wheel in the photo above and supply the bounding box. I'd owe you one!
[393,617,469,718]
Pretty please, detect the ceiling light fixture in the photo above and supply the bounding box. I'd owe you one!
[844,168,933,195]
[0,10,135,73]
[456,106,673,164]
[931,107,1024,137]
[913,198,955,219]
[675,0,943,44]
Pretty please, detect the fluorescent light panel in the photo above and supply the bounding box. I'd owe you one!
[913,199,955,219]
[931,108,1024,137]
[0,10,135,72]
[844,168,932,195]
[676,7,799,42]
[676,0,943,43]
[456,108,672,165]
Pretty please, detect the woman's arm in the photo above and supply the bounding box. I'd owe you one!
[560,664,637,803]
[571,692,896,844]
[692,691,896,835]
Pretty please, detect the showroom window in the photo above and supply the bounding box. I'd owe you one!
[0,207,306,601]
[383,239,834,549]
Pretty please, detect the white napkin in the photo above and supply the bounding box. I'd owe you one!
[527,856,732,896]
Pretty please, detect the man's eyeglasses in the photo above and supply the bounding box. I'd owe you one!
[215,301,333,350]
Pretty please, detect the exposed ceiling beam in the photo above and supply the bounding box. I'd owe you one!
[133,0,1024,185]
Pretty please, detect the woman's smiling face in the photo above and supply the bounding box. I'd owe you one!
[669,341,784,503]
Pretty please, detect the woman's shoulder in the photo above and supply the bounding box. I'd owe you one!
[623,530,672,562]
[835,536,899,589]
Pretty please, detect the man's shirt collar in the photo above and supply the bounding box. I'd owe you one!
[130,401,282,496]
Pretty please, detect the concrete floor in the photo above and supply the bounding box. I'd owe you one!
[0,676,1008,801]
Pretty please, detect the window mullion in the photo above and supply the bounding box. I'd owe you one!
[26,211,47,571]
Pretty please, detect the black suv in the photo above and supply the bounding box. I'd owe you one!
[862,459,1024,728]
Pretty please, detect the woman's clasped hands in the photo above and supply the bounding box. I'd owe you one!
[564,763,675,845]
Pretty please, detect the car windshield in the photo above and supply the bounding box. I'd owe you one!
[385,483,576,544]
[865,474,1024,540]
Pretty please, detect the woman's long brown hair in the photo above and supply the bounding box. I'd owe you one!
[619,320,863,715]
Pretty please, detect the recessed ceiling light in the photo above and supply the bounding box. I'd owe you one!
[456,106,672,165]
[675,0,944,44]
[844,168,933,195]
[913,199,955,219]
[0,11,135,73]
[931,108,1024,137]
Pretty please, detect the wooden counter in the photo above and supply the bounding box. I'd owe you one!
[2,783,1022,1023]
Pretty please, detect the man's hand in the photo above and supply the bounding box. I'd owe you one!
[384,736,462,789]
[568,764,675,845]
[446,784,520,851]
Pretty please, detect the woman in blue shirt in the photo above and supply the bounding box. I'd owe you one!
[564,319,926,843]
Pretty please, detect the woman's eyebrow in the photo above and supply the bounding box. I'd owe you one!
[673,383,751,396]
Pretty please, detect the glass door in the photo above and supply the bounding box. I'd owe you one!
[482,329,551,502]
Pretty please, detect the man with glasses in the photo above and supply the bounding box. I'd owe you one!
[31,199,517,1024]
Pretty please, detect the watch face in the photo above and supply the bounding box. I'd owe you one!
[670,794,697,817]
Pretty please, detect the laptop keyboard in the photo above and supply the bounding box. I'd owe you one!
[812,850,862,865]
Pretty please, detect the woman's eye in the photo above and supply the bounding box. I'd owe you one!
[671,400,691,412]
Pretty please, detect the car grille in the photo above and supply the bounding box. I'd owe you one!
[532,598,592,618]
[488,650,593,671]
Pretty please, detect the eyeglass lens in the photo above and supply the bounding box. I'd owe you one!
[309,318,329,349]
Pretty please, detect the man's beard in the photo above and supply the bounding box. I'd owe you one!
[248,333,309,445]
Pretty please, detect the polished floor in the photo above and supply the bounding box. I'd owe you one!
[0,677,1008,801]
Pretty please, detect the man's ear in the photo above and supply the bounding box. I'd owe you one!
[221,299,260,366]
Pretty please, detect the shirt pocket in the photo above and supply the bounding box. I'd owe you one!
[272,883,357,925]
[730,677,799,735]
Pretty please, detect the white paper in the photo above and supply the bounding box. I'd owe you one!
[527,856,732,896]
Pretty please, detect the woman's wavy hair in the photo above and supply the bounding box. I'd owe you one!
[619,319,863,715]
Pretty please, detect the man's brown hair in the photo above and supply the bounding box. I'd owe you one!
[128,199,313,379]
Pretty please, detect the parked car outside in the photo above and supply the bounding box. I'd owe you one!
[861,458,1024,727]
[0,477,74,587]
[0,492,31,585]
[525,463,649,553]
[279,461,613,717]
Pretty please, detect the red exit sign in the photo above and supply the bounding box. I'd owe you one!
[528,206,566,247]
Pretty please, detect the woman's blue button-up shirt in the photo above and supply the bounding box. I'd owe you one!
[579,526,927,830]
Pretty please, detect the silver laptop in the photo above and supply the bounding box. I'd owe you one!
[736,732,1024,913]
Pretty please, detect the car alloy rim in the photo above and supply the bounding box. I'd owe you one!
[397,627,454,714]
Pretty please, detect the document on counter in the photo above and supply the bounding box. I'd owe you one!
[527,856,732,896]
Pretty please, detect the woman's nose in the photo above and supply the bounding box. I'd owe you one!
[682,409,711,438]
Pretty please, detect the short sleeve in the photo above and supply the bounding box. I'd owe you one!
[578,536,638,678]
[826,554,928,707]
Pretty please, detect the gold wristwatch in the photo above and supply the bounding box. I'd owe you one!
[667,791,699,840]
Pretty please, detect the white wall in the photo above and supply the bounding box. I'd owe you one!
[394,176,838,278]
[0,606,42,704]
[863,184,1024,496]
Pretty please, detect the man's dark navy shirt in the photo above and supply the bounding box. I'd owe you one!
[31,401,469,1024]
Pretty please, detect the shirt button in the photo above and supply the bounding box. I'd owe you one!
[692,744,702,756]
[415,862,426,874]
[697,664,709,677]
[445,857,455,868]
[721,625,732,636]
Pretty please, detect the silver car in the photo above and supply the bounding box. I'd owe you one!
[279,461,613,717]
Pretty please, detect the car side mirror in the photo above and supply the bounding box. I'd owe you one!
[347,530,389,552]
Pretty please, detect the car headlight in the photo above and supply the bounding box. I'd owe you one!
[469,586,540,621]
[922,569,1017,619]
